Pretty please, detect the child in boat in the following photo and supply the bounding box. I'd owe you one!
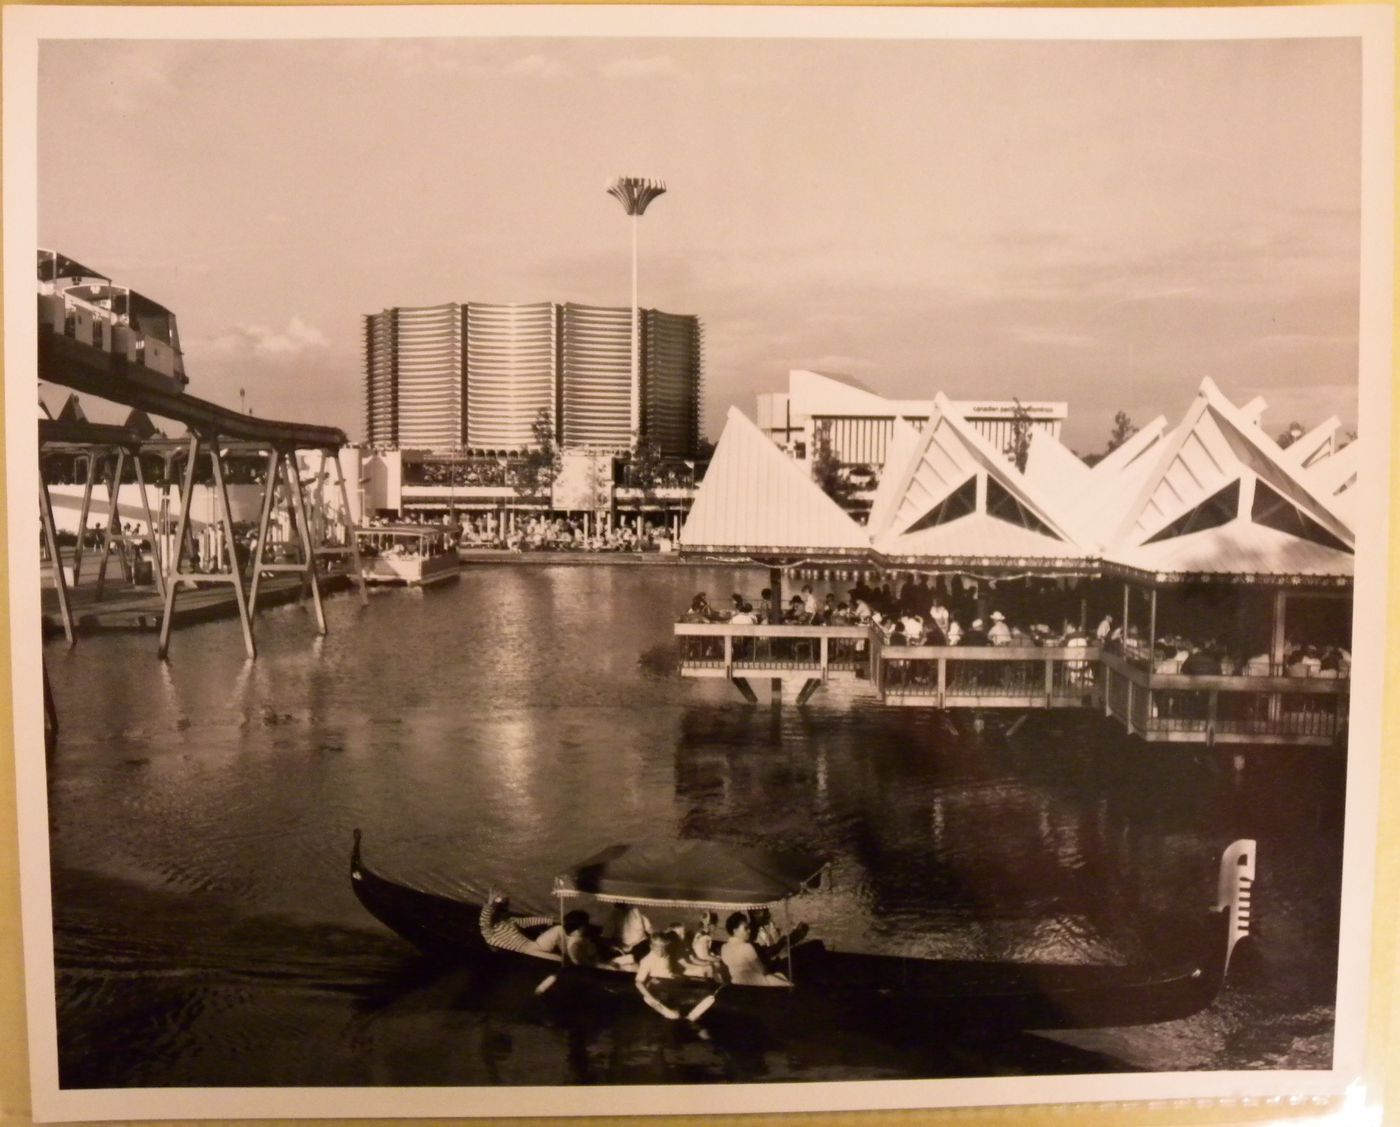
[635,931,689,1019]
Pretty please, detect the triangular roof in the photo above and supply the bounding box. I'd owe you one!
[876,512,1091,563]
[871,394,1084,559]
[1110,378,1353,560]
[1023,429,1092,524]
[865,417,923,535]
[679,407,870,555]
[55,393,88,425]
[1238,396,1267,426]
[1088,415,1168,481]
[38,396,51,420]
[1308,437,1360,497]
[1281,416,1342,470]
[1106,521,1353,581]
[123,409,160,439]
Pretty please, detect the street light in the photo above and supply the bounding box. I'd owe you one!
[607,176,667,448]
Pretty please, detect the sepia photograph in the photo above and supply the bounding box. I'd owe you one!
[3,4,1393,1121]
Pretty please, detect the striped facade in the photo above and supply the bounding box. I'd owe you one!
[561,303,633,450]
[643,311,703,459]
[364,302,701,456]
[465,303,559,450]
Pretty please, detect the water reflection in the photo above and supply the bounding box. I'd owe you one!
[44,564,1343,1086]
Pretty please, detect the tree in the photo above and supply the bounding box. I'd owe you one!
[1004,398,1032,472]
[1106,411,1138,453]
[1277,422,1305,450]
[516,408,561,494]
[628,437,664,497]
[811,420,851,505]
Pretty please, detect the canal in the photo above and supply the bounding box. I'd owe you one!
[43,564,1345,1087]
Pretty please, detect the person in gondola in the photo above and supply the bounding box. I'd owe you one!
[611,902,654,962]
[563,911,602,968]
[686,910,724,977]
[635,930,689,1020]
[720,913,789,987]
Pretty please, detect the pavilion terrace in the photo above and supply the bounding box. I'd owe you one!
[676,379,1356,747]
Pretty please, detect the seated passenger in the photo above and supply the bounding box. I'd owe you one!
[729,602,757,625]
[612,902,654,960]
[687,910,723,975]
[635,931,688,1020]
[962,618,989,646]
[719,912,789,987]
[987,611,1012,646]
[563,910,601,967]
[945,619,963,646]
[681,593,713,623]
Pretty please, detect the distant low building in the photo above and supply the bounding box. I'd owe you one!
[756,369,1065,469]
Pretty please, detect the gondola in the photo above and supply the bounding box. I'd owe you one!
[350,832,1254,1033]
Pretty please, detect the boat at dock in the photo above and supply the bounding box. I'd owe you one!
[350,833,1254,1034]
[356,524,461,587]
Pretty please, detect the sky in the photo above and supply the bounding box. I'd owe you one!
[37,32,1363,454]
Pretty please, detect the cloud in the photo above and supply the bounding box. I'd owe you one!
[206,316,329,358]
[505,53,570,79]
[600,55,683,80]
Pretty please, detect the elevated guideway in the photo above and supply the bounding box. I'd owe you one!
[38,308,367,661]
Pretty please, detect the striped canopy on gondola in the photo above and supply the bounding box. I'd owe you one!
[554,839,828,910]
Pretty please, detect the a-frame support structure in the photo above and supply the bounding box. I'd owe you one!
[158,435,367,660]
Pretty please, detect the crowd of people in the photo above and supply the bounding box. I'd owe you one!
[492,899,803,1020]
[680,575,1097,650]
[679,576,1350,679]
[459,514,676,553]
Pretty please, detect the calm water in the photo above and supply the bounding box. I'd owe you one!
[44,564,1345,1087]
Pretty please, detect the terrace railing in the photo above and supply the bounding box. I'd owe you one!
[674,623,874,681]
[877,644,1101,709]
[1101,650,1347,745]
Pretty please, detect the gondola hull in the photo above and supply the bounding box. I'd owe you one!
[350,831,1249,1034]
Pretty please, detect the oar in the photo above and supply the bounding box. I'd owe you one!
[685,988,722,1023]
[534,973,559,996]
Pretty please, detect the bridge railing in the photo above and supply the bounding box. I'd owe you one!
[674,623,874,679]
[877,644,1101,708]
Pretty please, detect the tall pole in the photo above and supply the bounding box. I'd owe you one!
[607,177,667,450]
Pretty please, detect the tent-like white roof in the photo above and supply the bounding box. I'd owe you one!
[788,369,931,421]
[1104,379,1354,580]
[1106,522,1353,582]
[1308,437,1360,498]
[679,406,870,556]
[1087,416,1168,482]
[870,394,1088,564]
[1023,429,1092,534]
[1281,416,1342,470]
[865,417,923,535]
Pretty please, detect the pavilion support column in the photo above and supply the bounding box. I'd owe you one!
[247,448,282,617]
[284,453,327,636]
[769,566,783,625]
[43,657,59,756]
[210,437,257,660]
[94,448,130,602]
[1148,588,1157,656]
[158,435,201,660]
[1121,581,1129,642]
[329,449,368,606]
[133,453,164,597]
[39,477,74,644]
[71,451,99,585]
[1268,588,1287,725]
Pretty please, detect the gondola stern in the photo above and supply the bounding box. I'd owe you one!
[1215,838,1256,980]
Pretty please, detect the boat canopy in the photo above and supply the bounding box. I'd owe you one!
[554,839,827,910]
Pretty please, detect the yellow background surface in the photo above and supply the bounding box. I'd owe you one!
[1,2,1396,1124]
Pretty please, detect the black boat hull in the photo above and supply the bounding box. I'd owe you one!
[350,831,1247,1033]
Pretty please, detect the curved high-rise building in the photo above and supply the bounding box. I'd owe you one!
[363,301,701,457]
[560,303,632,450]
[465,303,558,450]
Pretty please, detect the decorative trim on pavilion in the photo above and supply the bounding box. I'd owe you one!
[1281,416,1343,470]
[679,406,870,554]
[866,417,922,535]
